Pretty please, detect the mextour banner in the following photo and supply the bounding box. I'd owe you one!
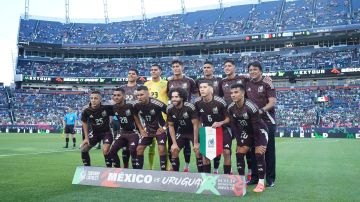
[72,166,245,197]
[199,127,223,160]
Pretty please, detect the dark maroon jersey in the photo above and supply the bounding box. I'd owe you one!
[167,102,198,135]
[121,84,139,101]
[219,75,246,105]
[196,77,222,96]
[227,99,268,137]
[167,76,197,101]
[81,104,114,134]
[133,97,167,134]
[194,96,228,127]
[245,77,276,124]
[113,101,137,132]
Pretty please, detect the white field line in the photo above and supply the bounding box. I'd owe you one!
[0,149,78,157]
[277,139,340,144]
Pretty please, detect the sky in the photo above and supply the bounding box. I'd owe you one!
[0,0,269,85]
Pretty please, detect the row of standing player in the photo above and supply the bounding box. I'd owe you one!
[78,59,276,193]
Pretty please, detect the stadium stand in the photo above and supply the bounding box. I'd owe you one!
[18,0,356,44]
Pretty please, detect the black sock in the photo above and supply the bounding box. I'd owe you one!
[183,142,191,164]
[130,152,137,169]
[104,154,112,168]
[224,165,231,174]
[246,152,252,171]
[65,138,69,147]
[171,157,180,171]
[255,153,266,179]
[203,164,211,173]
[196,157,203,172]
[137,155,144,169]
[236,153,245,175]
[81,152,91,166]
[112,153,121,168]
[72,138,76,147]
[160,155,167,171]
[214,155,221,169]
[122,149,130,168]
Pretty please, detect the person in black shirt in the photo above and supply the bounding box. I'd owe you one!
[167,88,202,172]
[109,88,142,168]
[133,86,168,171]
[80,91,114,167]
[194,82,231,174]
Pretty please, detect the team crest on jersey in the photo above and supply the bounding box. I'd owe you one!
[150,109,155,115]
[247,87,251,92]
[125,109,131,116]
[212,107,218,114]
[213,81,218,87]
[243,113,249,119]
[183,112,189,119]
[182,83,188,89]
[258,86,264,93]
[102,110,107,117]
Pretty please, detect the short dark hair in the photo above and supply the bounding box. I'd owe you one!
[114,88,125,94]
[91,90,101,95]
[224,59,235,66]
[169,87,188,102]
[199,81,213,88]
[171,60,183,66]
[247,61,263,72]
[230,83,245,91]
[136,85,148,92]
[128,69,139,75]
[151,64,162,71]
[204,61,214,66]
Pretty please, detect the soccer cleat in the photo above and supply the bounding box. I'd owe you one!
[183,167,189,172]
[253,183,265,193]
[267,181,275,187]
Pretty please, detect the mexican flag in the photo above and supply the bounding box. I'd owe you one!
[199,127,223,160]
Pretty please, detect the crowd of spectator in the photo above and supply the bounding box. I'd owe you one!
[276,87,360,128]
[17,46,360,77]
[18,0,357,45]
[0,86,358,129]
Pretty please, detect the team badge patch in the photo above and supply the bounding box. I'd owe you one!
[258,86,264,93]
[150,109,155,115]
[183,112,189,119]
[213,81,218,87]
[102,110,107,117]
[212,107,218,114]
[247,87,251,92]
[182,83,188,89]
[242,113,249,119]
[125,109,131,116]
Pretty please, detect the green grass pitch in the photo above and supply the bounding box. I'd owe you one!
[0,133,359,201]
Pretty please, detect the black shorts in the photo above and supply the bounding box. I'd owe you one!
[111,131,139,154]
[139,132,167,146]
[233,127,268,147]
[88,131,113,147]
[65,125,75,134]
[175,133,194,149]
